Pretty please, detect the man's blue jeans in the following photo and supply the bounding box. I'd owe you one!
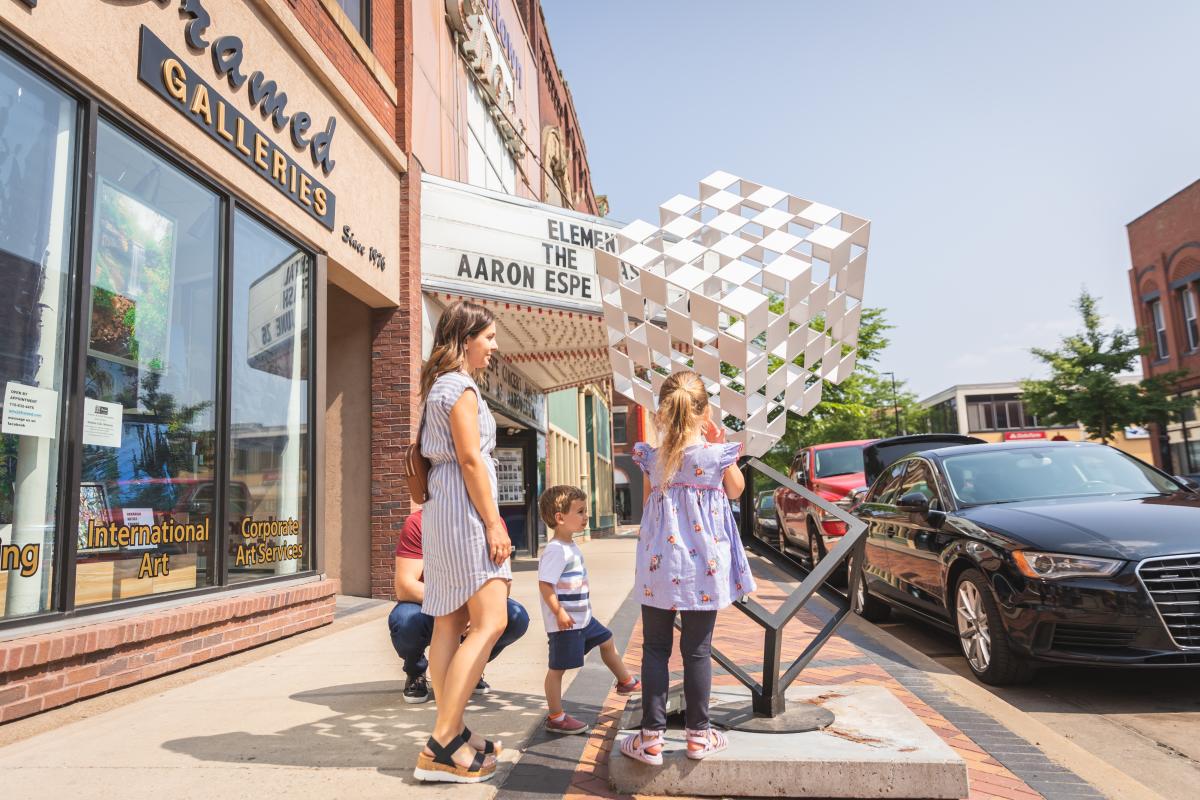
[387,598,530,677]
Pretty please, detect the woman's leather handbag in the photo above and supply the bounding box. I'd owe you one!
[402,409,430,504]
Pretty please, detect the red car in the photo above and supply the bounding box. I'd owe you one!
[773,439,875,567]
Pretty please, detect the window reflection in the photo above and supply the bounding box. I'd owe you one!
[0,52,76,620]
[75,122,219,606]
[227,212,310,583]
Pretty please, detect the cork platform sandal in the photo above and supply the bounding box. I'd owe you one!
[413,734,496,783]
[462,725,501,757]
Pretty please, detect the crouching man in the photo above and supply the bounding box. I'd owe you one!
[388,509,531,702]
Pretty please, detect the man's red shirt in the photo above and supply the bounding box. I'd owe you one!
[395,510,423,583]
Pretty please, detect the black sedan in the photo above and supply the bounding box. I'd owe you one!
[848,440,1200,685]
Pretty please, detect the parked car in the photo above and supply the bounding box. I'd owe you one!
[753,490,779,544]
[774,439,875,567]
[849,440,1200,685]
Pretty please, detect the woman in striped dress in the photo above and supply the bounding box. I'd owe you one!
[414,300,513,784]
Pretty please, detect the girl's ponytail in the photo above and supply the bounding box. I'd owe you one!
[653,371,709,484]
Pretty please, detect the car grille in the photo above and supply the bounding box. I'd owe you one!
[1137,554,1200,649]
[1051,624,1138,650]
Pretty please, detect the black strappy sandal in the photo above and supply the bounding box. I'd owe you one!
[413,734,495,784]
[462,725,501,756]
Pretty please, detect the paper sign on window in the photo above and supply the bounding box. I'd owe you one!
[83,398,123,448]
[1,381,59,439]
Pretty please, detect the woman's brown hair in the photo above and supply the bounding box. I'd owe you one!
[653,370,710,484]
[420,300,496,397]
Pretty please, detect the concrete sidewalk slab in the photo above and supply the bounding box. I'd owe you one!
[610,685,968,798]
[0,536,639,800]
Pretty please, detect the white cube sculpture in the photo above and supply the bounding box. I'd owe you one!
[595,171,870,457]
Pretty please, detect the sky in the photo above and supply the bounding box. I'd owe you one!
[539,0,1200,399]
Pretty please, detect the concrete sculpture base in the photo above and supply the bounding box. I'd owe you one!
[609,685,969,798]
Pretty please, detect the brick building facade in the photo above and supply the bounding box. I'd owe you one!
[0,0,615,722]
[0,0,409,722]
[518,0,599,216]
[1126,180,1200,475]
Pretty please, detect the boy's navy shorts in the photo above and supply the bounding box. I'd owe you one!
[547,617,612,670]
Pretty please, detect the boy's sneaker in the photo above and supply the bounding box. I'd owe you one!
[545,712,588,735]
[473,677,491,695]
[403,672,430,704]
[615,676,641,696]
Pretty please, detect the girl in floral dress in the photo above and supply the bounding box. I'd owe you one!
[619,371,756,764]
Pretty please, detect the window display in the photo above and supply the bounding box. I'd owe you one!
[0,45,318,627]
[228,212,311,583]
[0,52,77,621]
[74,121,220,606]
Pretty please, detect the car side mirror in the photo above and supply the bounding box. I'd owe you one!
[896,492,930,514]
[1175,476,1200,492]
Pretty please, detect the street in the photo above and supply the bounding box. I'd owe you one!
[876,608,1200,800]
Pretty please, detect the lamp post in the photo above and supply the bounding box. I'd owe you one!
[881,371,901,436]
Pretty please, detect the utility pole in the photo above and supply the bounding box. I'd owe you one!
[881,371,901,436]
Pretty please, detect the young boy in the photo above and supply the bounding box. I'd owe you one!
[537,485,640,734]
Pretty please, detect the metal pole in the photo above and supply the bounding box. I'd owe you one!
[883,371,901,436]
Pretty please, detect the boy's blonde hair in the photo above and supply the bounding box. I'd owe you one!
[654,370,709,484]
[538,485,588,529]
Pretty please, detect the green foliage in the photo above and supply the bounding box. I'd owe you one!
[761,307,927,473]
[1021,290,1190,444]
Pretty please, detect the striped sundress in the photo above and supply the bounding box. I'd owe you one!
[420,371,512,617]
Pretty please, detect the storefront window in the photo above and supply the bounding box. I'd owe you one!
[0,52,77,621]
[74,122,220,607]
[227,212,310,583]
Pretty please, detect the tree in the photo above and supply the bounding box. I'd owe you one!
[762,307,927,473]
[1021,290,1190,444]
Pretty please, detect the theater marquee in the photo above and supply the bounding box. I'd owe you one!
[420,175,619,311]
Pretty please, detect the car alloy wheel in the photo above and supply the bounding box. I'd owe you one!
[956,580,991,673]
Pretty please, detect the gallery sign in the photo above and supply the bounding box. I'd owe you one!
[421,175,619,311]
[137,26,336,230]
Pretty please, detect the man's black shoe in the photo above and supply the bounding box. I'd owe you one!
[403,672,430,704]
[473,676,491,695]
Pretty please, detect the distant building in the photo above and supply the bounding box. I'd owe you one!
[921,381,1153,462]
[611,402,652,525]
[1126,181,1200,475]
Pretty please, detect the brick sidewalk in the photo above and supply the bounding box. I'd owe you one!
[557,566,1098,800]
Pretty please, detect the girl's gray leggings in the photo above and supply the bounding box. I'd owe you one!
[638,605,718,731]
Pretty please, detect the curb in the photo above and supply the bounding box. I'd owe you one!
[843,615,1166,800]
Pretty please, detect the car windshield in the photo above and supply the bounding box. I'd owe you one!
[943,447,1180,506]
[814,445,865,478]
[758,494,775,511]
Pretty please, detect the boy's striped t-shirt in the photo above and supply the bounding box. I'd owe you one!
[537,539,593,633]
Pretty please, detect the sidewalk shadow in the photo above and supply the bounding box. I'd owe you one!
[162,681,548,782]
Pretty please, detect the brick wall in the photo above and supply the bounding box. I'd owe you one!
[519,0,599,215]
[1126,179,1200,391]
[287,0,398,138]
[0,579,337,723]
[369,160,422,599]
[364,0,419,600]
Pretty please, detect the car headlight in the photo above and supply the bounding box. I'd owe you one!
[1012,551,1123,579]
